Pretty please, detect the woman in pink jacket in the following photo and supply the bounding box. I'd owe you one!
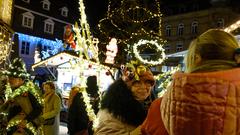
[142,29,240,135]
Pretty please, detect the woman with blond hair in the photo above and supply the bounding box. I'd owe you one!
[141,29,240,135]
[42,81,61,135]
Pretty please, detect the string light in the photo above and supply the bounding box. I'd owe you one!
[77,0,99,62]
[0,25,13,63]
[0,0,13,25]
[133,39,166,65]
[98,0,166,64]
[7,120,38,135]
[5,81,43,105]
[80,87,99,129]
[155,66,180,97]
[224,20,240,33]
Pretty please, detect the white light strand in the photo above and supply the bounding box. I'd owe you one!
[133,39,166,65]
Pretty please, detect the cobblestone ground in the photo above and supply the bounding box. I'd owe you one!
[59,122,68,135]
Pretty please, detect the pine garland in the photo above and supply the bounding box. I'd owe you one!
[4,81,44,134]
[5,81,43,105]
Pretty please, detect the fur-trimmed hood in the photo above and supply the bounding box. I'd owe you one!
[100,79,152,126]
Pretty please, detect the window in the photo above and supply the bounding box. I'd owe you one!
[176,42,183,52]
[165,25,171,37]
[177,23,184,36]
[217,18,224,28]
[164,45,171,53]
[61,7,68,17]
[191,21,198,34]
[192,4,199,11]
[44,19,54,34]
[22,0,30,3]
[42,0,50,11]
[21,41,30,55]
[178,6,186,14]
[22,12,34,29]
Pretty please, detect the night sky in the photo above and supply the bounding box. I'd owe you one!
[84,0,108,29]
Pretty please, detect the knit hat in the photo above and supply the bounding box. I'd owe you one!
[121,61,155,87]
[1,58,30,79]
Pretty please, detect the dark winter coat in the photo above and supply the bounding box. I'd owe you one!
[95,79,154,134]
[68,92,92,135]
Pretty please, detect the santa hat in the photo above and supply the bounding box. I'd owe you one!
[121,61,155,87]
[1,58,30,79]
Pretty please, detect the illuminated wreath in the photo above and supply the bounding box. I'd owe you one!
[133,39,166,65]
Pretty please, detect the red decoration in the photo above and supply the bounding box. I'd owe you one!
[63,24,76,49]
[88,64,92,68]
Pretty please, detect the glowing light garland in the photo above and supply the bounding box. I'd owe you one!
[17,32,63,60]
[98,0,164,49]
[224,20,240,33]
[133,39,166,65]
[7,120,38,135]
[80,87,98,129]
[155,66,180,97]
[0,25,13,64]
[76,0,101,130]
[5,81,43,105]
[4,81,44,134]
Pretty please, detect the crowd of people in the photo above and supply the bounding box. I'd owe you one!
[0,28,240,135]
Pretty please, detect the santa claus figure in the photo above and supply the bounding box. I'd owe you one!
[63,24,76,49]
[105,38,118,64]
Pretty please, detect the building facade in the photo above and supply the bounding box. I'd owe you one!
[160,0,240,67]
[11,0,79,69]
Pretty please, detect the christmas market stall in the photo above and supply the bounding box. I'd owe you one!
[31,51,115,97]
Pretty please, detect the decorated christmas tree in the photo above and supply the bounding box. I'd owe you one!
[97,0,166,66]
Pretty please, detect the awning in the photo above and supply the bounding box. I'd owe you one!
[166,50,187,58]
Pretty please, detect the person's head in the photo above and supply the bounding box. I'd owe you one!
[185,29,240,73]
[68,86,81,107]
[70,86,80,97]
[42,81,55,94]
[1,58,30,88]
[122,61,155,101]
[86,75,98,96]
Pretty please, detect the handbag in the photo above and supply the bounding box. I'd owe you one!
[44,117,55,125]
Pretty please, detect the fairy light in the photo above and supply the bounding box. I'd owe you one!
[98,0,163,47]
[0,26,13,64]
[80,87,99,129]
[5,81,43,105]
[224,20,240,33]
[77,0,99,62]
[155,66,180,97]
[7,120,38,135]
[133,39,166,65]
[0,0,13,25]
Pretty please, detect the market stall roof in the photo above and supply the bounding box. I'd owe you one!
[32,52,79,69]
[32,51,111,70]
[166,50,187,58]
